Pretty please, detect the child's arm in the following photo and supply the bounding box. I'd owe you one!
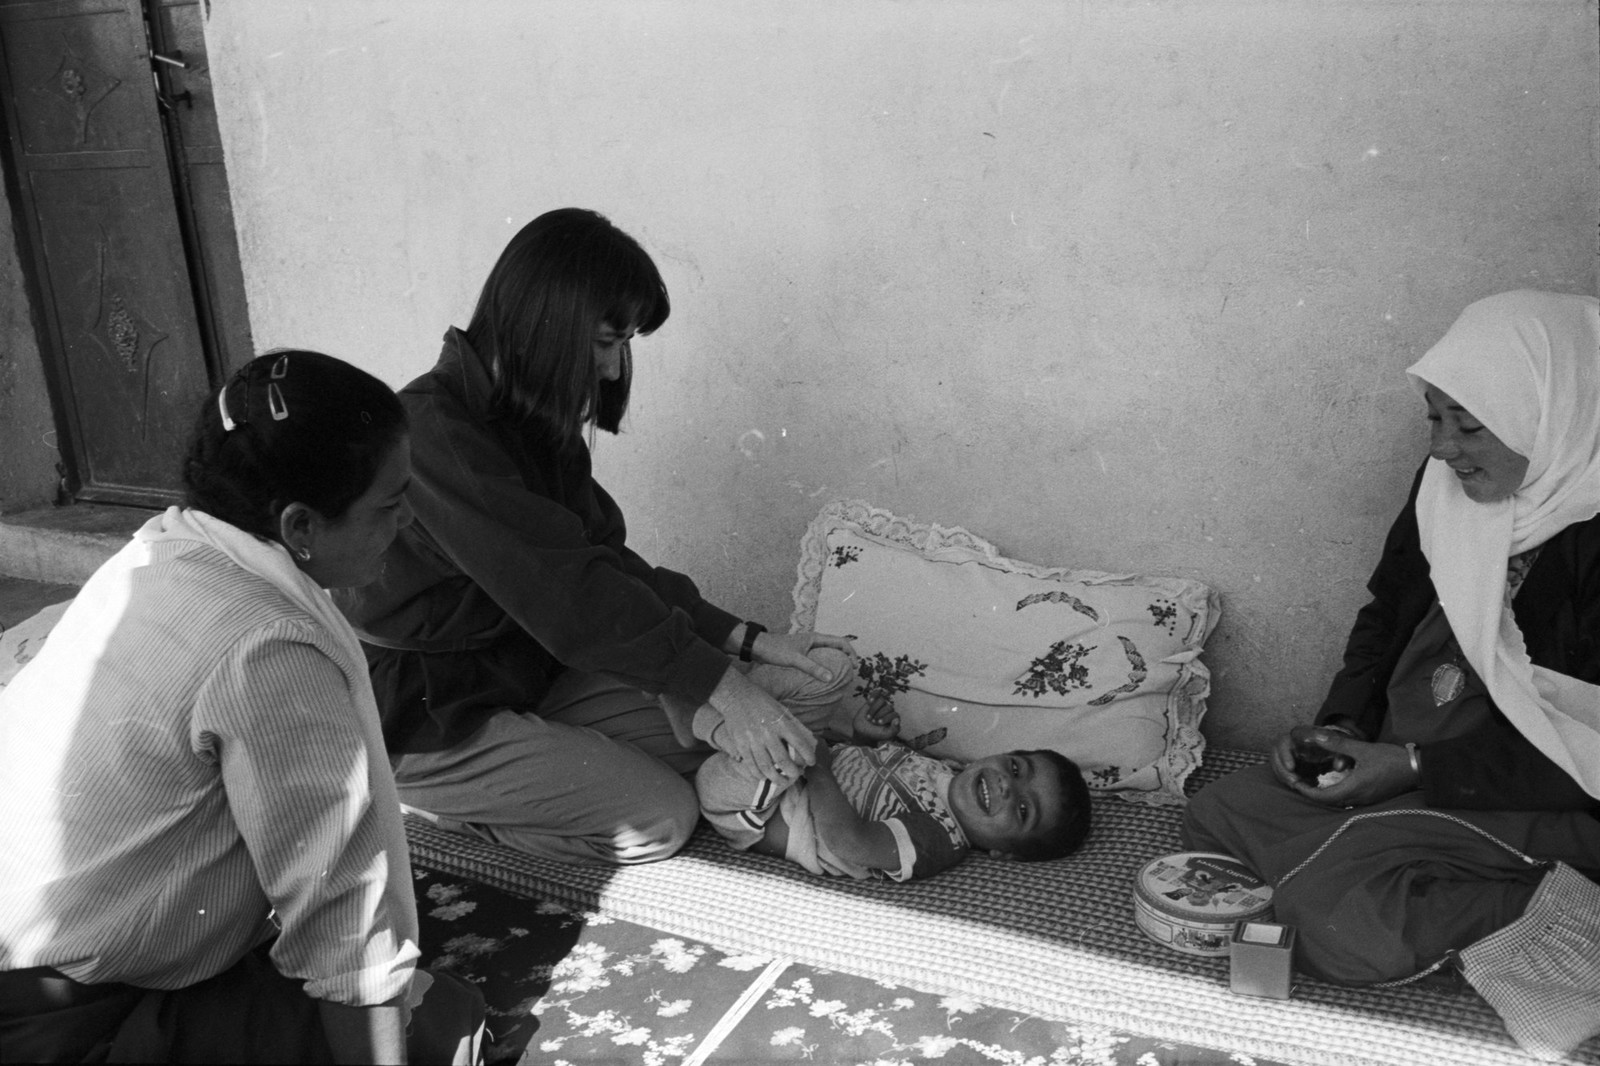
[749,743,899,869]
[747,743,968,881]
[796,743,901,870]
[836,693,899,744]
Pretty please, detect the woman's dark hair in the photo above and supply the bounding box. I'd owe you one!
[182,349,407,540]
[465,207,669,442]
[1012,749,1093,863]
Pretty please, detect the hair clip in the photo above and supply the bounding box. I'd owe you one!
[218,385,237,432]
[267,353,290,421]
[267,382,288,421]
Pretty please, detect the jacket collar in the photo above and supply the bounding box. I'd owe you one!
[432,326,502,423]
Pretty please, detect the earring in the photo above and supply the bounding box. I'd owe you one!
[295,547,312,562]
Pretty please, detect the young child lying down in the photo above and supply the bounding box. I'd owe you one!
[688,647,1092,882]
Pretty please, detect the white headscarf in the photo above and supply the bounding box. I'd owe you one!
[1405,290,1600,799]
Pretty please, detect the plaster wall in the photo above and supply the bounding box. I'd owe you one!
[203,1,1599,750]
[0,174,61,514]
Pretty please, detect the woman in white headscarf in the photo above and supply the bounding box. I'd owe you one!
[1184,291,1600,1055]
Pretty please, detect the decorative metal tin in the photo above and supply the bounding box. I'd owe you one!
[1132,851,1274,957]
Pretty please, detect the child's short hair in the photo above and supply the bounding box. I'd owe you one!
[1010,749,1092,862]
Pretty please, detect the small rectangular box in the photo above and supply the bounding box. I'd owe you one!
[1229,920,1295,1000]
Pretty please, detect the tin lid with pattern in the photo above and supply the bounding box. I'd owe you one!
[1133,851,1273,923]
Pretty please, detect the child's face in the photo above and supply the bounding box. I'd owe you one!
[947,751,1065,858]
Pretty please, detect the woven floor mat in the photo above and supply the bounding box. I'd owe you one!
[405,747,1598,1066]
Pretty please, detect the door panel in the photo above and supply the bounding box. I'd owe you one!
[29,165,207,490]
[151,0,253,376]
[7,2,151,156]
[1,0,239,505]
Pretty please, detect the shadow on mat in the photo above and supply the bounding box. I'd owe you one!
[412,865,585,1064]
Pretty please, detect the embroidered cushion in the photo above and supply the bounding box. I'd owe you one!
[789,502,1220,805]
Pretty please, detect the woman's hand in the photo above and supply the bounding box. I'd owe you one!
[1299,735,1419,806]
[1272,726,1420,808]
[742,628,855,683]
[1269,725,1326,790]
[707,664,818,784]
[1269,722,1360,790]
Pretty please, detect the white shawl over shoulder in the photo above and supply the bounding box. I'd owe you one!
[1405,290,1600,799]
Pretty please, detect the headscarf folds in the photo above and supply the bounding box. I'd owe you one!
[1405,290,1600,799]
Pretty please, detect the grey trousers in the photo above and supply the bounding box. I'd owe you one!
[392,670,711,866]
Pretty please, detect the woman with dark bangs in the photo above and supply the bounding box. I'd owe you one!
[337,208,851,865]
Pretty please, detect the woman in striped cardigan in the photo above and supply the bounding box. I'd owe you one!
[0,351,482,1064]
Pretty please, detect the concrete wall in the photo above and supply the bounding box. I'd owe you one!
[0,174,62,514]
[202,1,1599,750]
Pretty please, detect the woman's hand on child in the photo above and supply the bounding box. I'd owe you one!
[746,628,855,683]
[851,694,900,743]
[708,664,818,784]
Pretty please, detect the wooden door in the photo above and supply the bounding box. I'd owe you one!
[0,0,250,506]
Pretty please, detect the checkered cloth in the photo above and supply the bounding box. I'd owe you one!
[1460,861,1600,1060]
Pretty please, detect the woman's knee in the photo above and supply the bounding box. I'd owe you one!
[610,771,699,864]
[596,745,700,863]
[1179,764,1280,851]
[1270,876,1419,985]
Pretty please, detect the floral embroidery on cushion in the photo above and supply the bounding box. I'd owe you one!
[1087,636,1149,706]
[1092,765,1126,786]
[1147,599,1178,633]
[794,501,1218,806]
[855,651,927,706]
[1015,589,1101,622]
[1013,641,1095,698]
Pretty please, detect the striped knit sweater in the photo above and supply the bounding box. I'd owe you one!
[0,529,418,1005]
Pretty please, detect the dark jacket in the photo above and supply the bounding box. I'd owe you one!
[335,328,740,753]
[1316,462,1600,812]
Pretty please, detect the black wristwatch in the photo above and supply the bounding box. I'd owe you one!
[739,621,766,663]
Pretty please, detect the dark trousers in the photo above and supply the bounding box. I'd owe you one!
[0,943,484,1064]
[1183,764,1600,984]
